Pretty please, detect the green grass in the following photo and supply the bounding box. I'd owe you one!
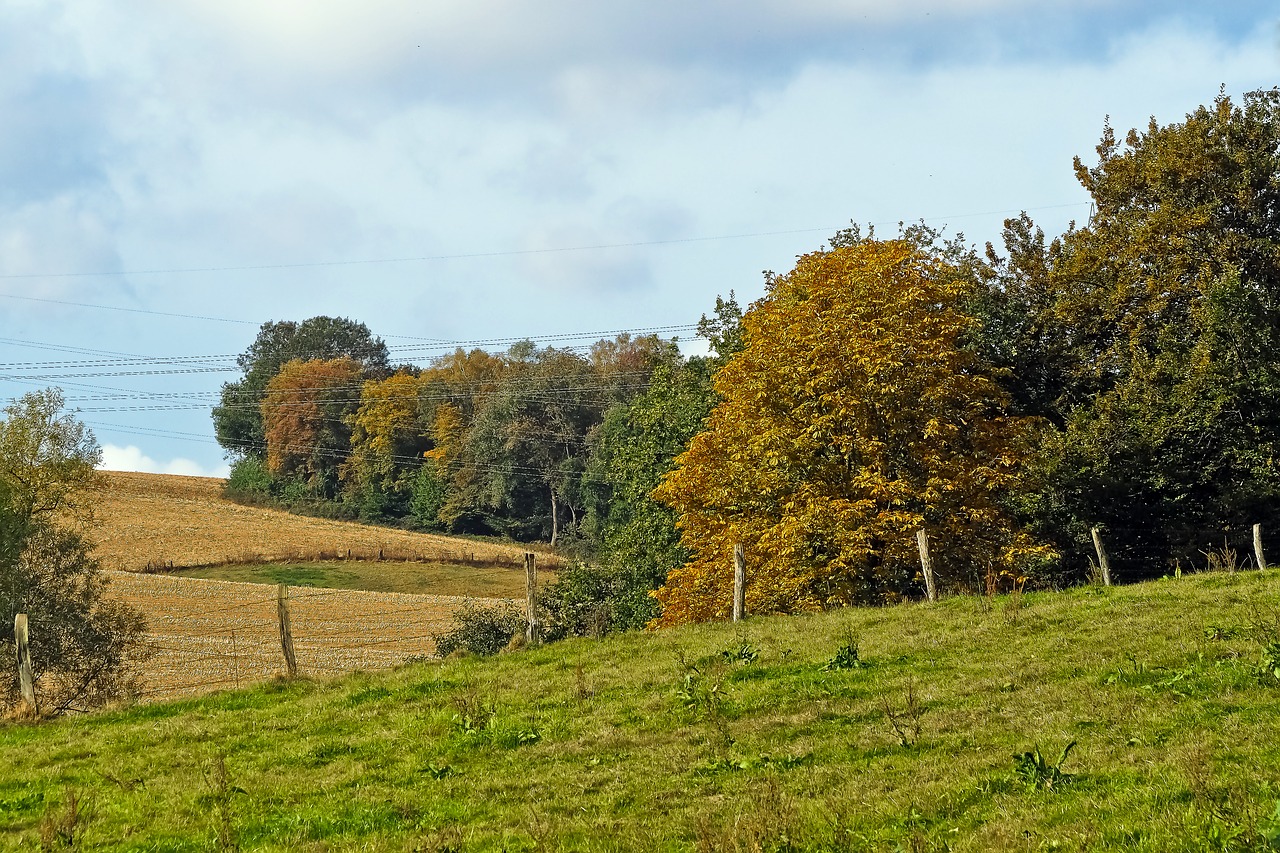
[170,560,537,598]
[4,572,1280,851]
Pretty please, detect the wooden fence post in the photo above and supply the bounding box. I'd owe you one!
[277,584,298,678]
[1255,524,1268,571]
[732,543,746,622]
[1090,526,1112,586]
[915,529,937,602]
[14,613,36,713]
[525,552,538,644]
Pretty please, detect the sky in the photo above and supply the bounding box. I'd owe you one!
[0,1,1277,479]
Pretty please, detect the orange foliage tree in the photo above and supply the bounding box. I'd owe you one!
[653,240,1050,625]
[261,357,364,494]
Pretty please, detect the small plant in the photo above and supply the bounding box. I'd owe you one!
[880,680,924,747]
[720,638,760,665]
[423,763,455,780]
[676,656,735,757]
[451,691,495,734]
[1202,540,1245,573]
[204,754,246,853]
[1012,741,1076,791]
[573,663,595,703]
[824,630,863,671]
[39,790,84,852]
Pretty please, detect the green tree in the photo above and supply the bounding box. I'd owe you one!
[213,316,389,461]
[0,390,146,714]
[1014,89,1280,579]
[565,359,716,632]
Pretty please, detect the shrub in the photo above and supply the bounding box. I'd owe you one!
[224,457,274,501]
[433,601,524,657]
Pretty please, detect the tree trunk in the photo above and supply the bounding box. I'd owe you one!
[549,487,559,548]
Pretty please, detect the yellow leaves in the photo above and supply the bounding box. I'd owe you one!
[261,358,363,478]
[654,239,1048,625]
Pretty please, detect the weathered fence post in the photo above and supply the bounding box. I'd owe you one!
[14,613,36,714]
[732,543,747,622]
[1090,526,1112,586]
[1254,523,1268,571]
[915,529,937,602]
[525,552,539,644]
[277,584,297,678]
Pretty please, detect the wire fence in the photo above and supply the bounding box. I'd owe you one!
[104,572,508,701]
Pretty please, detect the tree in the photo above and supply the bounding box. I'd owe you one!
[213,316,389,460]
[344,371,433,520]
[653,240,1049,625]
[1009,89,1280,579]
[460,346,602,544]
[260,358,365,497]
[567,358,716,632]
[0,390,147,714]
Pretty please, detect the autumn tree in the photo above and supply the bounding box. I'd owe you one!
[0,390,147,713]
[261,357,365,497]
[213,316,389,461]
[654,240,1049,625]
[344,370,434,519]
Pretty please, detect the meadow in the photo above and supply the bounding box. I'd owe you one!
[3,570,1280,851]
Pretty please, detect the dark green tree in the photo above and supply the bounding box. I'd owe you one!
[999,89,1280,581]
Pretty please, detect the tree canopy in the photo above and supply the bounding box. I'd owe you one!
[653,240,1049,624]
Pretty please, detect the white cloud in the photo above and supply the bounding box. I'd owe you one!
[99,444,230,479]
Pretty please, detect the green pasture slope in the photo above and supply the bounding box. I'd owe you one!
[171,560,537,599]
[3,572,1280,851]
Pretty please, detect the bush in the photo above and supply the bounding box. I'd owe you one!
[224,457,274,501]
[538,561,660,641]
[433,601,525,657]
[4,526,148,713]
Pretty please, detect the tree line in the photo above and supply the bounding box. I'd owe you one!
[212,89,1280,630]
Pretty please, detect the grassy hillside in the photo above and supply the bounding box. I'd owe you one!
[3,572,1280,851]
[169,560,541,598]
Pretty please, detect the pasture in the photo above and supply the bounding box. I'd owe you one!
[4,571,1280,850]
[169,559,541,598]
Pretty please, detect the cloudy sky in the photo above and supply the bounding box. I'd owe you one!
[0,1,1276,478]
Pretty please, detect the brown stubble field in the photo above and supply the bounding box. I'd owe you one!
[111,572,500,701]
[86,472,535,700]
[90,470,549,570]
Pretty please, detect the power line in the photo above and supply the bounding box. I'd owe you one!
[0,202,1091,283]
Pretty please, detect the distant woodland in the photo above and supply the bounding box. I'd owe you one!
[214,90,1280,629]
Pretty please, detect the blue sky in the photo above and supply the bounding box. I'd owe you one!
[0,1,1276,477]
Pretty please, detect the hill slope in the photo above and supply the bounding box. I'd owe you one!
[2,572,1280,850]
[90,471,540,571]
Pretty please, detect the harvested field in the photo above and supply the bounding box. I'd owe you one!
[107,571,515,701]
[91,471,554,572]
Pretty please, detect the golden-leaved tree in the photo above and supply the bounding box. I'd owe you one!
[261,357,364,495]
[653,240,1049,625]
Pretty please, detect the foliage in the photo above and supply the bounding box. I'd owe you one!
[223,457,274,502]
[1012,741,1076,790]
[577,359,716,629]
[213,316,389,461]
[655,240,1051,624]
[260,357,365,496]
[344,371,432,520]
[824,630,863,671]
[996,89,1280,581]
[432,601,524,657]
[0,391,147,715]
